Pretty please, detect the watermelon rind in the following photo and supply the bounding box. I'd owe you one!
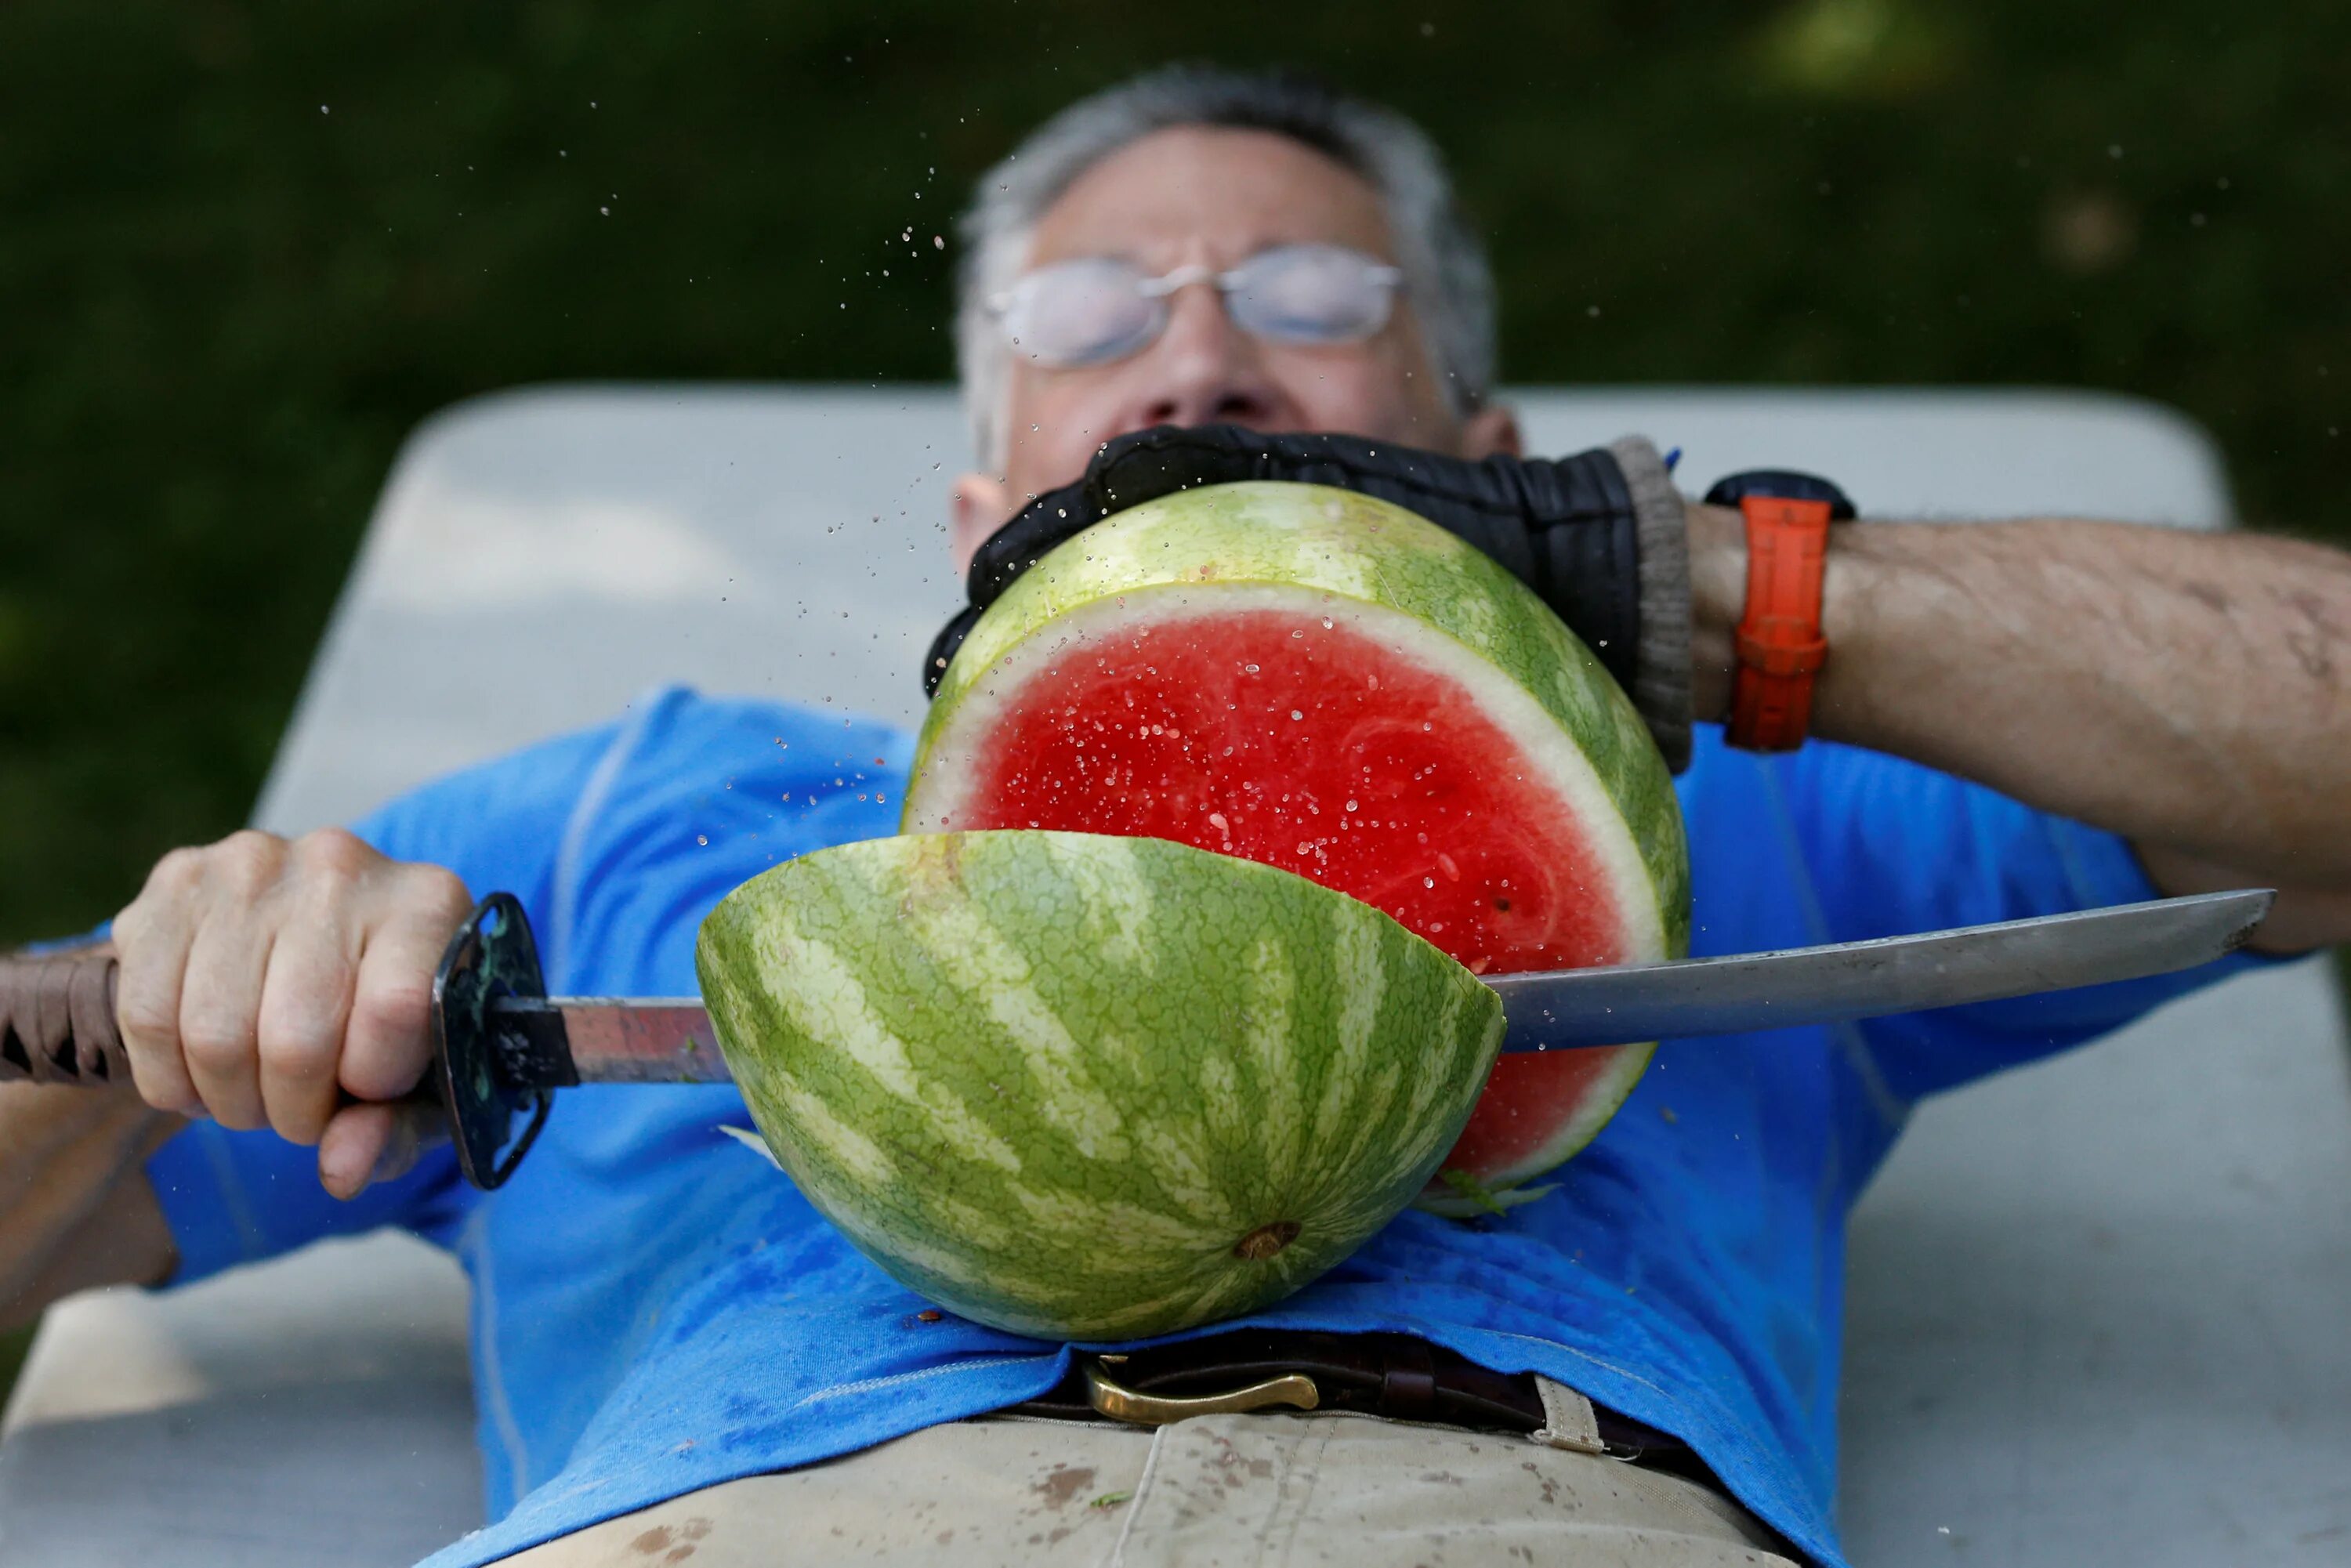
[697,829,1505,1341]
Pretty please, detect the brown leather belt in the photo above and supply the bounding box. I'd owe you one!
[1010,1330,1703,1477]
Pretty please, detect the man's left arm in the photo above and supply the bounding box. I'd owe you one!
[1687,507,2351,951]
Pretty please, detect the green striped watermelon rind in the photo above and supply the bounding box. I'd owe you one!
[696,829,1506,1342]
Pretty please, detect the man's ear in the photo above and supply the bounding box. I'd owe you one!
[1460,403,1523,460]
[951,472,1016,574]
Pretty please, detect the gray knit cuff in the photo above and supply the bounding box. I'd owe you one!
[1609,436,1694,773]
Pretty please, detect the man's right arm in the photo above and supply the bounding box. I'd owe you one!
[0,828,473,1330]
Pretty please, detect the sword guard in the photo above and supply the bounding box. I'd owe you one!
[432,893,559,1190]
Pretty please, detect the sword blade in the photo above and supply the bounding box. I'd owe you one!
[1483,888,2272,1054]
[488,997,732,1083]
[483,889,2271,1082]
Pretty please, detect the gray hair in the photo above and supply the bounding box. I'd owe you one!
[955,65,1498,470]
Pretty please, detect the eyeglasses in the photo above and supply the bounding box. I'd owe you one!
[988,244,1406,369]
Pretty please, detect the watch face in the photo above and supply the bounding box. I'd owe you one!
[1702,469,1857,520]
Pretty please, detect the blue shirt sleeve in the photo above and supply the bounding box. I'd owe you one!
[1756,736,2278,1103]
[143,713,633,1287]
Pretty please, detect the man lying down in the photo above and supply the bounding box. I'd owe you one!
[7,65,2349,1568]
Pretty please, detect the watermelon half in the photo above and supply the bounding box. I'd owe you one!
[698,830,1504,1339]
[905,481,1690,1213]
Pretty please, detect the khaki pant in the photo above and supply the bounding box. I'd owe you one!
[503,1382,1797,1566]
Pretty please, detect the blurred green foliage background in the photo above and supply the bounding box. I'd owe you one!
[1,0,2347,1408]
[5,0,2348,951]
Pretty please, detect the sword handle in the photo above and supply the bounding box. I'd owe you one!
[4,906,549,1193]
[431,893,560,1192]
[0,951,129,1086]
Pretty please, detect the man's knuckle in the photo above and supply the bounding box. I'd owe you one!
[141,846,204,900]
[294,827,375,882]
[114,990,179,1046]
[352,971,433,1040]
[177,1019,251,1074]
[404,863,473,918]
[257,1022,338,1082]
[216,827,281,860]
[213,831,288,893]
[108,902,148,947]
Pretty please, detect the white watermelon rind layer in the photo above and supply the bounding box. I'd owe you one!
[697,829,1505,1341]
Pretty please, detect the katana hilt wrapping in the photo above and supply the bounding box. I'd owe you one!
[0,951,132,1086]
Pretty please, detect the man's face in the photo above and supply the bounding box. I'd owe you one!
[950,125,1520,565]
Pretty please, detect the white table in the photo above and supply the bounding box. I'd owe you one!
[5,386,2343,1566]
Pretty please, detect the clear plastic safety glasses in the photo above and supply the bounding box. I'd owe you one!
[989,244,1406,368]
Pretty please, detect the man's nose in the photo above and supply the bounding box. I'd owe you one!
[1133,283,1276,430]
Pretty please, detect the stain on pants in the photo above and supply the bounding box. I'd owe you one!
[502,1409,1796,1566]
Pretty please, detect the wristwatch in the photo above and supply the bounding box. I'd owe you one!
[1701,469,1857,752]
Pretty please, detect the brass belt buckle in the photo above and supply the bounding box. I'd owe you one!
[1083,1354,1320,1426]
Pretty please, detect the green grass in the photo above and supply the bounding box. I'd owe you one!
[0,1325,34,1413]
[3,0,2346,1406]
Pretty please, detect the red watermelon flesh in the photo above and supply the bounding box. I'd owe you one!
[921,605,1649,1203]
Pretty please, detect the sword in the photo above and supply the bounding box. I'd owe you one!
[1,887,2273,1191]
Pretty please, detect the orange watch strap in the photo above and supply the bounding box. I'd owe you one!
[1727,495,1833,751]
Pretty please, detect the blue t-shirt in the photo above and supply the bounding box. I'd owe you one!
[143,686,2264,1566]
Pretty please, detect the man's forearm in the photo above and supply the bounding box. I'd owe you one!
[2,1074,183,1335]
[1688,504,2351,947]
[0,1082,180,1328]
[2,940,180,1327]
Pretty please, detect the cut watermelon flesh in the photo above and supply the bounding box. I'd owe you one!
[920,598,1659,1198]
[947,608,1627,972]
